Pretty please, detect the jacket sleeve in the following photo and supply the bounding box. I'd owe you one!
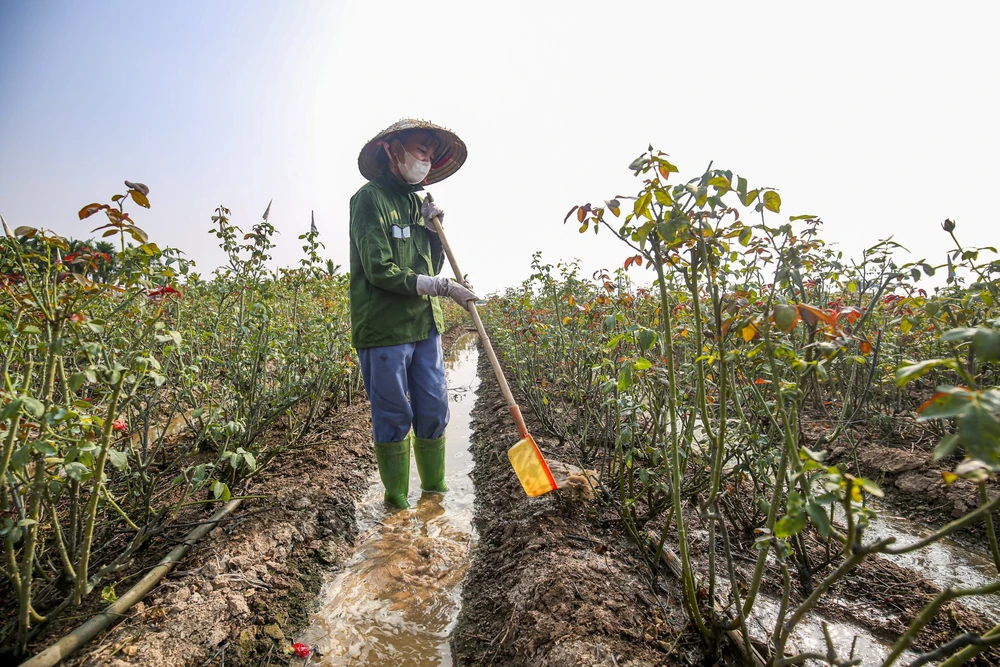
[350,190,419,295]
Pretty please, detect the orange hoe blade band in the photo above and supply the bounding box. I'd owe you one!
[506,406,557,497]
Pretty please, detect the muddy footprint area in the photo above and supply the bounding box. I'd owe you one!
[296,329,482,665]
[452,347,696,667]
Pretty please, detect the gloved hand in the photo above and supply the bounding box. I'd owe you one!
[416,275,479,310]
[420,198,444,230]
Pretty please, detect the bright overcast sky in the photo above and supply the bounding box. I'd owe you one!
[1,1,997,294]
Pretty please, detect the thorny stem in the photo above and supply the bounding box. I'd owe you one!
[74,374,126,603]
[979,482,1000,574]
[650,235,709,639]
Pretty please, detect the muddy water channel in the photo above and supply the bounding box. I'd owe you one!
[862,503,1000,621]
[302,333,480,666]
[745,504,1000,665]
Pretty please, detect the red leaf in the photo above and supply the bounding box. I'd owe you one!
[917,393,947,414]
[79,203,108,220]
[564,206,579,223]
[797,304,838,327]
[838,306,864,324]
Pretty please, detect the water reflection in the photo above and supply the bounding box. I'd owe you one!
[302,333,480,666]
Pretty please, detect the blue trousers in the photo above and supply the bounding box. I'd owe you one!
[358,328,449,444]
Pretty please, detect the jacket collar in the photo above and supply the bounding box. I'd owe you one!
[378,169,424,196]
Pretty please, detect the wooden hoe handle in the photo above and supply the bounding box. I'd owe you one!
[424,194,529,439]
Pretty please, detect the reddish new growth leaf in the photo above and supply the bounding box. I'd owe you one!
[797,304,838,327]
[147,286,182,300]
[79,203,108,220]
[838,306,864,324]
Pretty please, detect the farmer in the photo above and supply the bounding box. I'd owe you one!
[350,119,477,509]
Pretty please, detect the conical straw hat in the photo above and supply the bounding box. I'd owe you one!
[358,118,467,185]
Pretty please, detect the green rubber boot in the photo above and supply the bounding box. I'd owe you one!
[413,435,448,493]
[374,438,411,509]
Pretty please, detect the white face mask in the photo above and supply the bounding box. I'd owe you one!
[396,147,432,184]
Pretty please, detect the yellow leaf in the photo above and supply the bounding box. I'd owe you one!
[562,316,571,325]
[763,191,781,213]
[130,190,151,208]
[741,322,758,343]
[942,471,958,485]
[900,318,913,334]
[850,484,863,503]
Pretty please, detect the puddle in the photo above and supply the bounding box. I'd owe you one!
[748,594,921,666]
[301,333,480,666]
[742,503,1000,665]
[854,503,1000,621]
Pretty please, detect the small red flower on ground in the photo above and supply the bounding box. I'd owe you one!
[292,643,311,658]
[112,419,128,433]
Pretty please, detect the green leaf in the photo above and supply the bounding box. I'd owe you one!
[633,358,652,371]
[107,449,128,471]
[895,358,958,387]
[958,404,1000,469]
[933,433,961,460]
[738,227,752,247]
[941,327,977,343]
[64,461,89,481]
[628,156,647,171]
[855,476,884,498]
[0,398,23,421]
[68,373,86,392]
[708,175,731,192]
[212,481,231,502]
[774,511,806,538]
[918,387,975,420]
[763,191,781,213]
[638,328,656,352]
[789,214,819,221]
[972,328,1000,362]
[806,501,832,537]
[20,325,41,335]
[617,365,633,391]
[21,398,44,419]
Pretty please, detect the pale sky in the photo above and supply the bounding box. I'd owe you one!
[1,1,997,294]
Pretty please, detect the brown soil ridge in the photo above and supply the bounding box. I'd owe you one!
[452,344,697,666]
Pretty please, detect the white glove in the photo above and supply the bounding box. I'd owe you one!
[420,198,444,229]
[416,275,478,310]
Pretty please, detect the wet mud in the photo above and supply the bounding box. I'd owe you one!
[299,332,480,665]
[451,344,695,666]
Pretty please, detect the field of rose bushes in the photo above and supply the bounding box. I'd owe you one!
[0,185,364,659]
[480,149,1000,666]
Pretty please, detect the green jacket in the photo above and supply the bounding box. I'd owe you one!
[349,172,446,349]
